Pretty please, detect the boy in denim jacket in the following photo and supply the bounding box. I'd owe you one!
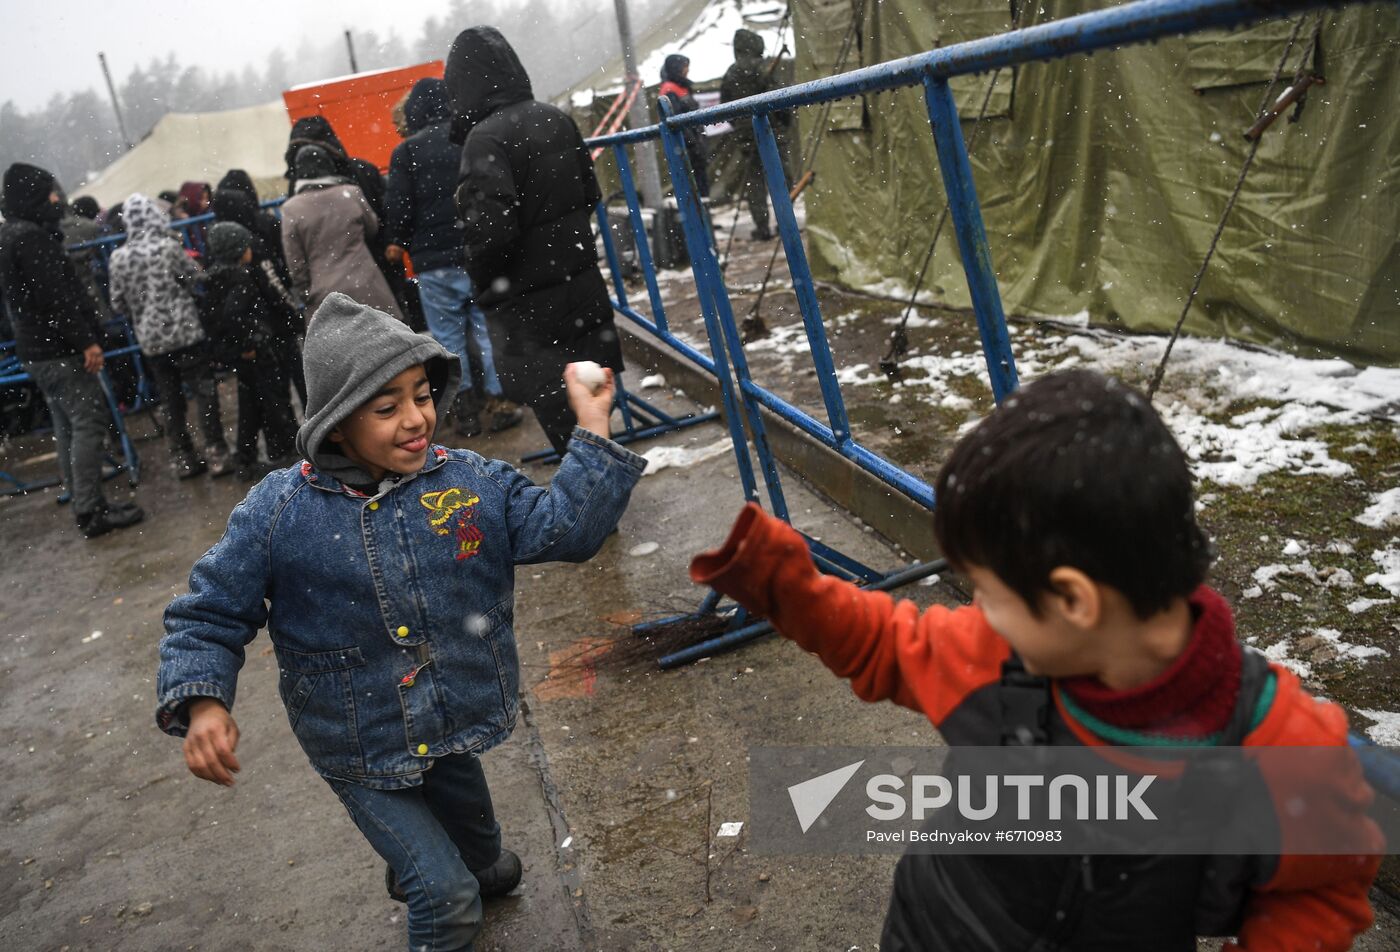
[156,292,645,951]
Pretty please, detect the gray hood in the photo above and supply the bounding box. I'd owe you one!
[295,292,461,486]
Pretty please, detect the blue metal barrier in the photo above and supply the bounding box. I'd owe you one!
[583,0,1385,669]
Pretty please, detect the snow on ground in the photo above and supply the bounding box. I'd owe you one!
[1262,640,1313,678]
[1365,544,1400,597]
[1357,488,1400,530]
[579,0,793,99]
[1312,627,1390,661]
[822,318,1400,490]
[1356,709,1400,746]
[641,437,734,476]
[1347,596,1395,615]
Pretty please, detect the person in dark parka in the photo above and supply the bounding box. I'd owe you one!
[445,26,623,456]
[659,53,710,198]
[386,77,522,438]
[0,163,144,537]
[721,29,778,241]
[211,179,305,406]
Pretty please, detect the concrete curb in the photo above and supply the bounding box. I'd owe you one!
[618,320,941,562]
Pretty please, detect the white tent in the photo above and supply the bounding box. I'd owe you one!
[80,101,290,207]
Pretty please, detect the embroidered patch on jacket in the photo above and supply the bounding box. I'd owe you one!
[419,488,484,561]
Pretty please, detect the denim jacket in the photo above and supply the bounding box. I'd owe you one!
[157,427,646,789]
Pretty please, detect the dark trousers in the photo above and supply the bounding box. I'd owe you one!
[147,345,226,458]
[527,382,577,458]
[329,752,500,952]
[275,332,307,410]
[24,355,109,517]
[740,148,770,236]
[233,350,297,464]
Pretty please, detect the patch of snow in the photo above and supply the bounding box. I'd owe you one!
[1325,540,1356,555]
[642,437,734,476]
[1356,710,1400,746]
[1357,488,1400,530]
[1364,544,1400,597]
[882,310,940,329]
[1312,628,1389,662]
[1347,597,1395,615]
[1282,539,1306,557]
[639,373,667,390]
[1262,640,1312,678]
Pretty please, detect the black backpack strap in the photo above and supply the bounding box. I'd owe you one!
[1000,653,1052,746]
[1218,646,1272,746]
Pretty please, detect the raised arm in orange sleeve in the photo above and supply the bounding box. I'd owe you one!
[690,504,1009,723]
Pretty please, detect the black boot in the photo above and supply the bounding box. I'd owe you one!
[384,848,522,903]
[78,500,145,539]
[452,390,483,438]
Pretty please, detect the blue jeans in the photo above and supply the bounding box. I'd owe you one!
[328,752,501,952]
[416,268,501,398]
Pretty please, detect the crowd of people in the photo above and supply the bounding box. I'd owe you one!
[0,23,1387,952]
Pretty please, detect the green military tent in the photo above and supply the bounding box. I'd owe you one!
[790,0,1399,364]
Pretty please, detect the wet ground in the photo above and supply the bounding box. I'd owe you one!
[0,373,955,950]
[3,227,1398,949]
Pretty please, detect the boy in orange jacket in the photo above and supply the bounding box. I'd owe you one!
[691,369,1380,951]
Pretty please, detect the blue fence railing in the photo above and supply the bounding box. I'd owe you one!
[583,0,1387,670]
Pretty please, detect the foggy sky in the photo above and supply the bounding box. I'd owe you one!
[1,0,581,111]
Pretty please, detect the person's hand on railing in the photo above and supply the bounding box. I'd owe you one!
[82,343,105,375]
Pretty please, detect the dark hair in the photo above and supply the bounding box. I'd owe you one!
[933,369,1210,618]
[71,196,100,219]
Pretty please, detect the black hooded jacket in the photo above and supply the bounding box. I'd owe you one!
[384,78,464,274]
[283,116,387,221]
[444,26,621,402]
[0,163,103,362]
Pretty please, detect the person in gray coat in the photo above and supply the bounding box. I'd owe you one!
[280,145,404,322]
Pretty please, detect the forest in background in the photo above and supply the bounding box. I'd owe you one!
[0,0,677,197]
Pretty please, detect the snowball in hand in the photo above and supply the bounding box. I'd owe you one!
[570,360,607,394]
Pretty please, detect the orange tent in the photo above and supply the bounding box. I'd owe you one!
[283,61,444,173]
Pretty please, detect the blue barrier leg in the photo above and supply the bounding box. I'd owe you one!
[614,145,673,335]
[753,113,856,449]
[596,200,630,308]
[921,74,1019,402]
[658,100,793,523]
[655,98,766,507]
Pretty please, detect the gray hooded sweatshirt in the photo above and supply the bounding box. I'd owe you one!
[295,292,460,486]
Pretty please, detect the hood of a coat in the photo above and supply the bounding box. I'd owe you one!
[734,29,765,60]
[211,186,260,230]
[217,169,257,197]
[284,116,352,179]
[122,193,170,236]
[405,77,453,133]
[1,162,61,224]
[177,182,211,215]
[296,292,461,486]
[444,26,533,130]
[661,54,692,88]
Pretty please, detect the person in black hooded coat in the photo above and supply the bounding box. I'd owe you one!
[211,180,305,405]
[445,26,624,456]
[386,76,522,438]
[0,162,144,537]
